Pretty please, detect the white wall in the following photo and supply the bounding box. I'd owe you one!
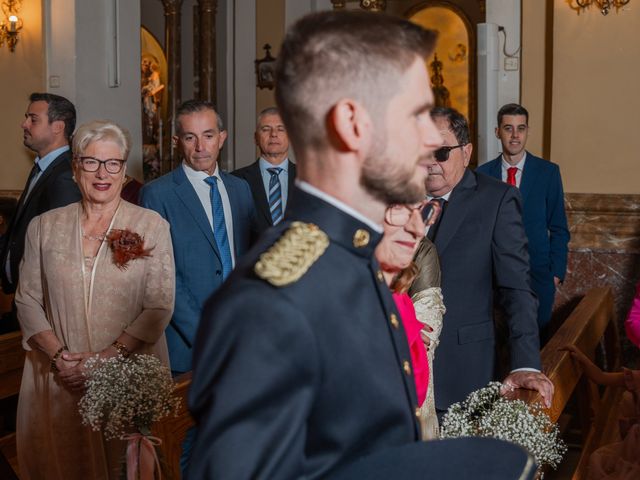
[44,0,143,180]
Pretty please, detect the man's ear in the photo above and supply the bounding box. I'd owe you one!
[463,143,473,167]
[51,119,65,136]
[327,99,373,154]
[494,127,500,139]
[218,130,228,149]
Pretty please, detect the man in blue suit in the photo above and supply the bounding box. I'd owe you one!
[140,99,256,374]
[477,103,569,337]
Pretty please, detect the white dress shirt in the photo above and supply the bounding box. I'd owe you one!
[296,180,383,233]
[182,162,236,266]
[501,152,527,188]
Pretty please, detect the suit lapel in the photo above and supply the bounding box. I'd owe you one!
[287,161,296,203]
[434,169,476,255]
[519,153,540,204]
[220,172,244,257]
[487,156,502,180]
[16,151,70,221]
[247,161,272,225]
[172,168,219,256]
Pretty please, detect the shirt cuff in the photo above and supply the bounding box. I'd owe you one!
[510,367,541,373]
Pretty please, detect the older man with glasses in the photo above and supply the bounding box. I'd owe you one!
[413,106,554,420]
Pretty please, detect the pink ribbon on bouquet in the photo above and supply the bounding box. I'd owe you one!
[123,433,162,480]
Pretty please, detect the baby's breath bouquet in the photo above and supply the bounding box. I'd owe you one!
[440,382,566,477]
[79,354,180,479]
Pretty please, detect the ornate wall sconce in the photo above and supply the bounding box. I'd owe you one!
[255,44,276,90]
[331,0,387,12]
[0,0,23,52]
[574,0,630,15]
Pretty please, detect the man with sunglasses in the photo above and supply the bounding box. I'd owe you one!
[419,107,553,417]
[477,103,569,342]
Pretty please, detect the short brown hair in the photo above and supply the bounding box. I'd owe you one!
[276,11,436,153]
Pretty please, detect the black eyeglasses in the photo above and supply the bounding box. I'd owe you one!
[77,156,126,174]
[434,144,466,162]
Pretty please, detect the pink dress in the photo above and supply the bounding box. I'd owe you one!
[625,282,640,348]
[588,369,640,479]
[393,292,429,405]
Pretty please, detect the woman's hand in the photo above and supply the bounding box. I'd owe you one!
[57,351,94,393]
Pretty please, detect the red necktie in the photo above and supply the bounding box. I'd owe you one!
[506,167,518,187]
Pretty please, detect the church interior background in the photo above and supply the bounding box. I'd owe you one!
[0,0,638,477]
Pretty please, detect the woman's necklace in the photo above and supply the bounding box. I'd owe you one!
[81,229,107,242]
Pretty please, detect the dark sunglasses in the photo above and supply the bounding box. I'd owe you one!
[434,144,466,162]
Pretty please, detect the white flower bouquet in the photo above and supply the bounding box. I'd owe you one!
[79,354,180,479]
[440,382,566,476]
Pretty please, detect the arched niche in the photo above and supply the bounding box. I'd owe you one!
[405,1,479,165]
[141,27,168,181]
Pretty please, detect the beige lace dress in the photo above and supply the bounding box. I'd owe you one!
[15,201,175,480]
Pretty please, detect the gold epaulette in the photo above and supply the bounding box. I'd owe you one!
[254,222,329,287]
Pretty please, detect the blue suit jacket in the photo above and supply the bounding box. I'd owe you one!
[140,166,256,372]
[477,153,570,325]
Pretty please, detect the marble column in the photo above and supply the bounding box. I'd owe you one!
[197,0,217,105]
[162,0,183,172]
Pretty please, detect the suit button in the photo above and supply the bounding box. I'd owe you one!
[415,407,421,419]
[390,313,399,329]
[403,360,411,375]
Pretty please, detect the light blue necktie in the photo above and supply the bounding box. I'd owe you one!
[204,176,233,279]
[267,167,284,225]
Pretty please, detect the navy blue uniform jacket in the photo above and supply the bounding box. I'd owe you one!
[188,187,420,479]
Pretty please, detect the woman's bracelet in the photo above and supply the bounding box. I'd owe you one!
[111,340,131,358]
[50,346,68,372]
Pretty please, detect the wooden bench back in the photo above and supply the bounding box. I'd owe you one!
[152,371,193,479]
[515,287,620,479]
[0,331,24,400]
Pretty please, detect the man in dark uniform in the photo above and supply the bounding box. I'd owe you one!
[188,11,444,479]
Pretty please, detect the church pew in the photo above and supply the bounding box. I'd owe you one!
[0,331,24,401]
[152,371,193,479]
[513,286,620,479]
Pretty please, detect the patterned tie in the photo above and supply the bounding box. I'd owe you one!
[16,162,41,216]
[204,176,233,279]
[426,198,447,241]
[507,167,518,187]
[267,167,284,225]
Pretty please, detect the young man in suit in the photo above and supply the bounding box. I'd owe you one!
[1,93,81,329]
[233,107,296,237]
[477,103,569,339]
[416,107,553,414]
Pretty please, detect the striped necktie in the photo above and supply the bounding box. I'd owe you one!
[267,167,284,225]
[204,176,233,279]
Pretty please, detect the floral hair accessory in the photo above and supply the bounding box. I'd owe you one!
[107,229,154,270]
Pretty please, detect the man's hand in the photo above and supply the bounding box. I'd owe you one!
[554,276,562,288]
[501,371,554,408]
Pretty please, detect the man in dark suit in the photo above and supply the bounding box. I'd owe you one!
[477,103,570,339]
[188,12,445,479]
[1,93,81,329]
[415,107,553,413]
[233,107,296,237]
[140,99,256,375]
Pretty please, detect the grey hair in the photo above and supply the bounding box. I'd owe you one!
[72,120,132,160]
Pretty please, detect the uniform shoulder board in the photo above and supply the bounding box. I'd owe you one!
[254,221,329,287]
